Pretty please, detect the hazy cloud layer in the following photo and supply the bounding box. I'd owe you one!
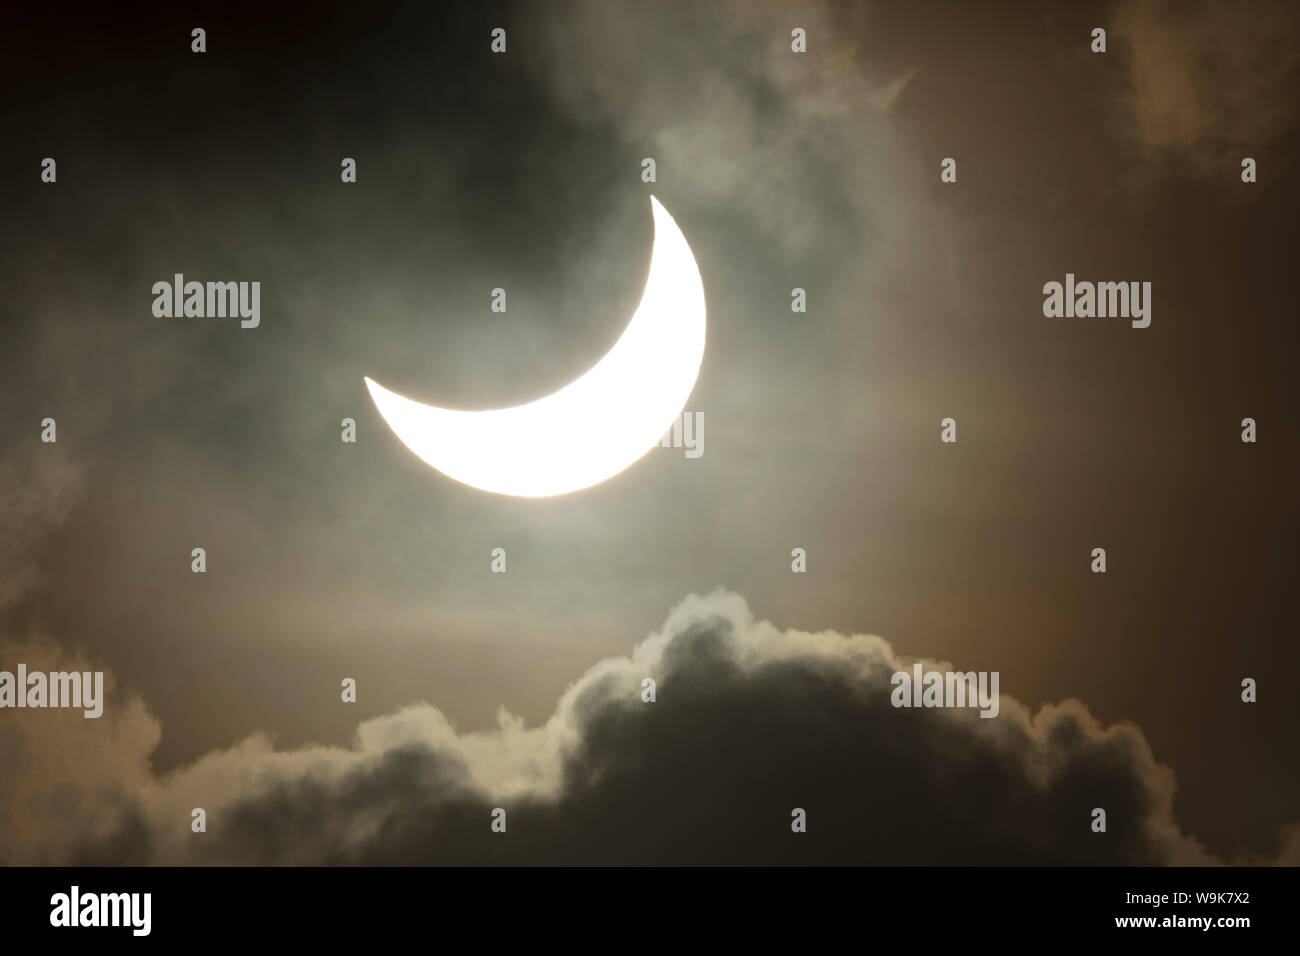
[0,445,82,608]
[1113,0,1300,178]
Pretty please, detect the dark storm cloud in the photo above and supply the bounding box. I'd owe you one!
[21,590,1248,866]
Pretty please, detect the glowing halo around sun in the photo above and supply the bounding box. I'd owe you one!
[364,196,706,497]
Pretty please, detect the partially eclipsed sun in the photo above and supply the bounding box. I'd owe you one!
[364,196,706,497]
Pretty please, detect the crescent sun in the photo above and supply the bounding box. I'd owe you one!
[364,195,706,497]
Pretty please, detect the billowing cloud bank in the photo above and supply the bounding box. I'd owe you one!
[9,589,1275,865]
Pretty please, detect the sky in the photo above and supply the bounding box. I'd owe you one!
[0,0,1297,865]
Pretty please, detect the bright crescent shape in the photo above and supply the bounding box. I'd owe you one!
[364,196,706,497]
